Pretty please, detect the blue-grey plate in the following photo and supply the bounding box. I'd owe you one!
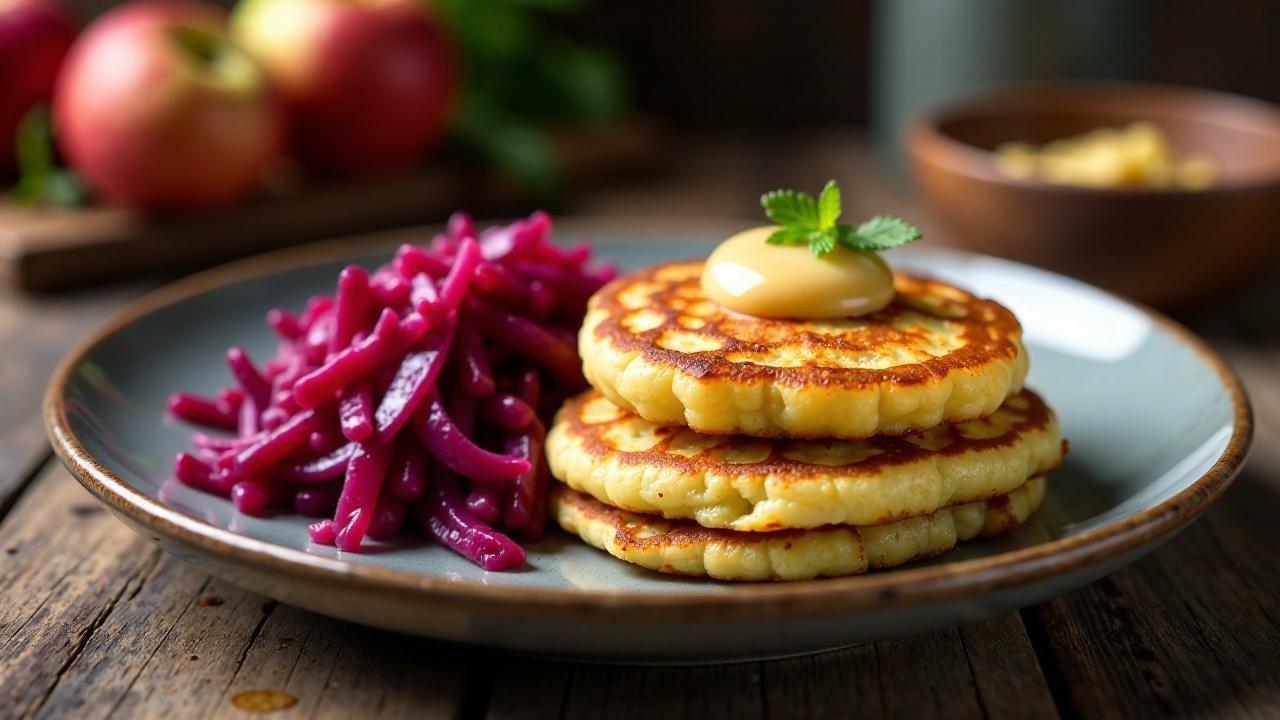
[45,218,1251,663]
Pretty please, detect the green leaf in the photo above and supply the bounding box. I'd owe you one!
[43,170,87,207]
[840,215,922,251]
[816,180,841,229]
[513,0,588,12]
[450,102,561,196]
[9,104,87,209]
[11,105,53,205]
[536,43,627,121]
[766,227,807,245]
[759,180,921,259]
[760,189,820,229]
[806,230,836,257]
[433,0,630,190]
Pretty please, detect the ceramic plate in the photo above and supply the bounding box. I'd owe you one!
[45,218,1251,663]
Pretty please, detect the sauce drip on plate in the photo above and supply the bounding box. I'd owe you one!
[701,226,895,319]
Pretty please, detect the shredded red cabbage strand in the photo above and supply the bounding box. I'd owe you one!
[167,212,613,570]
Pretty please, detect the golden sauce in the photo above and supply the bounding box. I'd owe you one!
[701,226,895,319]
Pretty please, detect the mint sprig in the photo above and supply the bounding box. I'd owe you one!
[761,180,920,257]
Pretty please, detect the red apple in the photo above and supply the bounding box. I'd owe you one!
[232,0,456,176]
[0,0,76,175]
[54,0,282,210]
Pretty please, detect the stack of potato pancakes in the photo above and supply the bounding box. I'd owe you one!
[546,261,1065,581]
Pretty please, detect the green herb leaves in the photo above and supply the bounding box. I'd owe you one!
[761,180,920,257]
[434,0,628,195]
[839,215,920,251]
[10,105,86,208]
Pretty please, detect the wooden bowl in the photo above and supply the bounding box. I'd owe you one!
[907,83,1280,308]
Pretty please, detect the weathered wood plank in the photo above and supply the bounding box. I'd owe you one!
[41,561,471,720]
[0,464,471,720]
[0,284,138,516]
[36,552,223,719]
[571,663,764,720]
[0,460,159,718]
[87,577,274,719]
[1026,499,1280,719]
[484,658,570,719]
[486,616,1054,720]
[487,658,765,720]
[959,615,1060,720]
[872,628,986,720]
[759,617,1057,720]
[760,644,881,719]
[214,604,470,720]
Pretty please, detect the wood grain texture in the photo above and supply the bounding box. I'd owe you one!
[874,629,986,720]
[759,645,882,719]
[959,615,1060,720]
[483,617,1058,720]
[1026,495,1280,719]
[488,657,766,720]
[0,464,473,720]
[0,461,159,718]
[0,285,137,513]
[212,605,471,720]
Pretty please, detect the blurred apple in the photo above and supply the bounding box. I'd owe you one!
[232,0,456,176]
[0,0,76,175]
[54,0,282,210]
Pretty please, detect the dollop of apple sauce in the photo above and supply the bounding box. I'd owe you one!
[701,226,895,319]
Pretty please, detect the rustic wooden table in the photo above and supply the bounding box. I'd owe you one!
[3,132,1278,719]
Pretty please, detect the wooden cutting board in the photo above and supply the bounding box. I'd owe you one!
[0,118,662,292]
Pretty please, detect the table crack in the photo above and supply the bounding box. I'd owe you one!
[308,637,345,720]
[217,599,279,702]
[281,615,317,688]
[1019,606,1079,720]
[0,450,53,526]
[756,661,768,720]
[23,548,161,720]
[957,627,995,720]
[104,574,212,719]
[5,552,93,648]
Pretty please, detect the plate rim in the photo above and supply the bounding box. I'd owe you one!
[43,217,1254,623]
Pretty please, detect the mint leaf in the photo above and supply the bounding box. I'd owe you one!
[817,180,841,229]
[839,215,922,251]
[761,189,820,229]
[766,226,807,246]
[759,180,921,258]
[806,230,835,257]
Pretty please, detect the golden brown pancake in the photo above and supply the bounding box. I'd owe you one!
[550,477,1046,581]
[546,388,1062,531]
[579,262,1029,439]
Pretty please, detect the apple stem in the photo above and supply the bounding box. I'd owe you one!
[170,25,235,69]
[167,26,260,91]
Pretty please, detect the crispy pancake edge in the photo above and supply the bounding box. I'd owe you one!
[580,262,1030,438]
[550,477,1047,582]
[590,262,1024,386]
[546,388,1064,531]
